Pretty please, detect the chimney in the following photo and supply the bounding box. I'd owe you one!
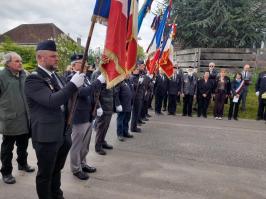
[77,37,81,46]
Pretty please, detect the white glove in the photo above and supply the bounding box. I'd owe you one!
[256,91,259,96]
[139,77,144,84]
[148,74,153,79]
[152,80,155,84]
[116,105,123,112]
[70,72,85,88]
[97,74,106,83]
[96,108,103,117]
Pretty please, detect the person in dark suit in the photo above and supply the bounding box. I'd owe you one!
[197,71,212,118]
[167,66,182,115]
[67,54,104,180]
[24,40,86,199]
[213,69,231,120]
[115,75,134,141]
[130,65,145,132]
[255,70,266,120]
[228,72,244,120]
[154,68,168,115]
[181,66,197,117]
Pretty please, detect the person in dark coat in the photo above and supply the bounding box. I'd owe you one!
[167,66,182,115]
[0,52,35,185]
[228,72,244,120]
[130,65,145,132]
[91,68,116,155]
[197,71,212,118]
[115,75,134,141]
[255,70,266,120]
[24,40,86,199]
[154,68,168,115]
[67,54,104,180]
[213,69,231,120]
[181,66,197,117]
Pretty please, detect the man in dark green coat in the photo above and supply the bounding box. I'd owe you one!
[0,52,35,184]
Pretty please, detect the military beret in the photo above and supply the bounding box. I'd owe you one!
[36,40,56,51]
[70,54,83,62]
[137,60,144,65]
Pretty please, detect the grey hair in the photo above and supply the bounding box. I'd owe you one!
[3,52,21,67]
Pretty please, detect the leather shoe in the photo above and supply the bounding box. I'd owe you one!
[2,174,16,184]
[146,114,151,118]
[82,165,96,173]
[96,148,106,155]
[102,143,113,150]
[118,136,125,142]
[18,164,35,172]
[73,171,89,180]
[142,117,149,121]
[138,120,145,124]
[123,133,133,138]
[131,127,141,133]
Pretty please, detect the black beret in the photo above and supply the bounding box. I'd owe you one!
[36,40,56,51]
[70,54,83,62]
[137,60,144,65]
[188,66,193,68]
[173,66,177,69]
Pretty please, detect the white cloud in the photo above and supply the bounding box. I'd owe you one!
[0,0,159,51]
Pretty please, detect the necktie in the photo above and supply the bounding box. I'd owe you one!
[244,72,247,79]
[51,73,61,91]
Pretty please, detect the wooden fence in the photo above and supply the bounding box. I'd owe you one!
[173,48,265,73]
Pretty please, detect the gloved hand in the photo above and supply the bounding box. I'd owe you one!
[116,105,123,112]
[70,72,85,88]
[138,77,144,84]
[148,74,153,79]
[97,74,106,83]
[96,108,103,117]
[256,91,259,96]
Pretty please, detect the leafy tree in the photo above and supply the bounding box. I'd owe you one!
[163,0,266,48]
[0,36,36,71]
[137,44,146,60]
[55,34,83,72]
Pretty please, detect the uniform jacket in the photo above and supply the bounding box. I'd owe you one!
[25,67,77,143]
[167,73,182,95]
[154,74,168,96]
[130,74,145,101]
[67,72,101,124]
[256,71,266,95]
[0,68,29,135]
[114,80,133,112]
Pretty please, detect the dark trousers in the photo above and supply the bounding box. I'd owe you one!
[0,134,29,176]
[95,113,112,150]
[148,94,153,109]
[197,97,210,117]
[183,94,193,116]
[228,96,242,119]
[168,94,177,114]
[257,97,266,120]
[117,112,131,136]
[214,91,226,117]
[33,135,71,199]
[241,87,248,111]
[163,94,168,110]
[141,99,149,119]
[155,94,164,113]
[131,99,142,130]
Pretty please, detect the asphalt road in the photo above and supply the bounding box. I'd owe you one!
[0,113,265,199]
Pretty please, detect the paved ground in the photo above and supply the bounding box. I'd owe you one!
[0,112,266,199]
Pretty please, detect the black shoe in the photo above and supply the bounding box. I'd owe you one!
[73,171,89,180]
[82,165,97,173]
[228,117,232,120]
[146,114,152,118]
[18,164,35,172]
[138,120,146,124]
[2,174,16,184]
[188,115,192,117]
[234,118,238,121]
[96,148,106,155]
[182,114,187,116]
[131,127,141,133]
[137,122,142,126]
[142,117,149,121]
[102,143,113,150]
[162,108,166,111]
[118,136,125,142]
[123,133,134,138]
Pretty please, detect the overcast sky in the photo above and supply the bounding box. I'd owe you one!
[0,0,160,51]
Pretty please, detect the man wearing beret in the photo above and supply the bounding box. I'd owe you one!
[67,54,105,180]
[24,40,85,199]
[0,52,35,185]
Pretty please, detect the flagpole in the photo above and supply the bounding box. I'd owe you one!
[66,20,96,127]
